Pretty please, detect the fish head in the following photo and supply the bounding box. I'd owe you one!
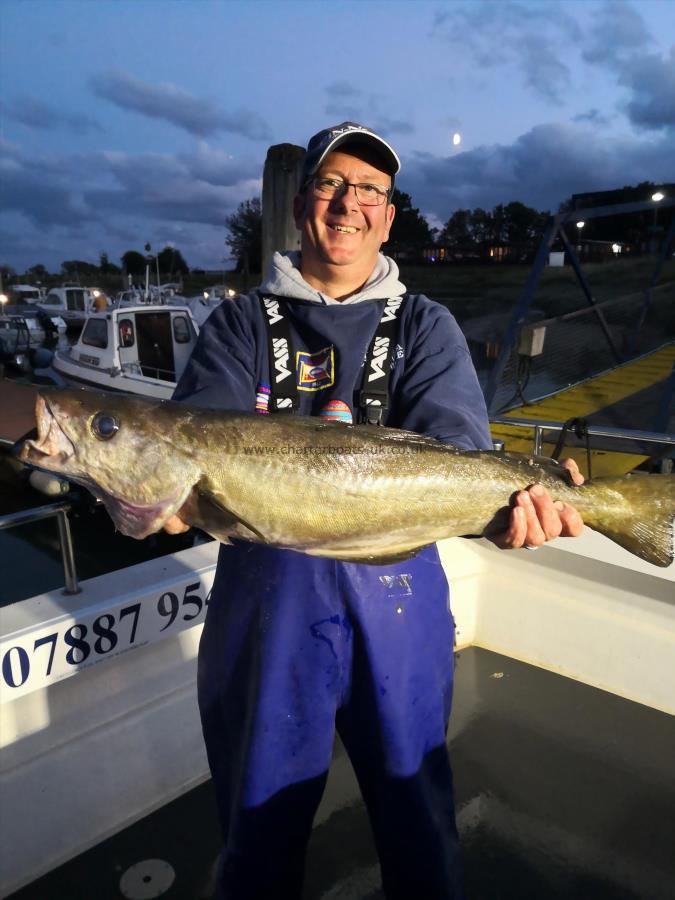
[19,388,199,538]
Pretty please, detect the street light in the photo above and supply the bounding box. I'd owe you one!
[651,192,665,248]
[576,221,585,229]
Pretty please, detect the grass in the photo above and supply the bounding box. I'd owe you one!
[396,256,675,323]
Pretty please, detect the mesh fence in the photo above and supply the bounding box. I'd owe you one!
[483,282,675,415]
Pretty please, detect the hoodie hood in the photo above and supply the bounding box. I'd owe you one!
[259,251,407,305]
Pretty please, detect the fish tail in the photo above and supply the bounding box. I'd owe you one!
[583,474,674,568]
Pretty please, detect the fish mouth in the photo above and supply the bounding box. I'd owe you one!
[19,394,75,470]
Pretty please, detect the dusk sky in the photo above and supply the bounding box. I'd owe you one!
[1,0,673,273]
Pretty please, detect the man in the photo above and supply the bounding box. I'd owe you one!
[168,122,583,899]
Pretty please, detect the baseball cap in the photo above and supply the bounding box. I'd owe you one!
[301,122,400,189]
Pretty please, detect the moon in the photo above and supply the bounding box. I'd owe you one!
[452,132,461,146]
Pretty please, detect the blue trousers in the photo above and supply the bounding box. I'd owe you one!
[198,542,464,899]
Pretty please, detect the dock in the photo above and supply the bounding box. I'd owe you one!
[491,343,675,478]
[0,379,38,444]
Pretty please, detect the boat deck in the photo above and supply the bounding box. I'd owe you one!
[9,647,675,900]
[491,343,675,477]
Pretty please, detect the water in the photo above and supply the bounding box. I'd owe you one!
[0,451,203,606]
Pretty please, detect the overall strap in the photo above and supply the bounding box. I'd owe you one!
[259,295,298,413]
[358,294,408,425]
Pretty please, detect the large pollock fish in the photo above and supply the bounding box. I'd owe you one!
[18,388,675,567]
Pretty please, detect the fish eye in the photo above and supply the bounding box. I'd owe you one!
[91,412,120,441]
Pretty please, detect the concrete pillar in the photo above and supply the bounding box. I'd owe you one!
[262,143,305,275]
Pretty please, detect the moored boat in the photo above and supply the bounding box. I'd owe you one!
[50,305,199,399]
[35,286,97,329]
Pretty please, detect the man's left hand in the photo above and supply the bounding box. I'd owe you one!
[489,458,585,550]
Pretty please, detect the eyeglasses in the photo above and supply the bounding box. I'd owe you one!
[309,177,391,206]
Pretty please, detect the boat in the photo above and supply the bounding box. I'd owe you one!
[49,305,199,399]
[1,195,673,899]
[3,284,46,304]
[0,318,31,369]
[0,413,672,899]
[0,304,64,374]
[0,303,67,343]
[35,285,97,329]
[114,284,186,309]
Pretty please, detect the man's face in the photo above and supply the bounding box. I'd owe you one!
[293,147,395,279]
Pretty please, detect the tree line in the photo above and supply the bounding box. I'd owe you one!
[2,247,190,283]
[223,180,671,272]
[3,181,668,282]
[223,190,550,273]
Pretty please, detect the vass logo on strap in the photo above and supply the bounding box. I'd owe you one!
[273,337,291,381]
[368,336,390,382]
[380,296,403,323]
[263,297,283,325]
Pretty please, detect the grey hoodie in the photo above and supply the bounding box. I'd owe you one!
[259,250,407,305]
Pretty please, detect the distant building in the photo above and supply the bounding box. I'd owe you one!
[569,184,674,210]
[422,242,535,265]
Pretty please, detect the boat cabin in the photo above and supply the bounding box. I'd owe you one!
[36,286,94,325]
[53,305,199,398]
[6,284,45,304]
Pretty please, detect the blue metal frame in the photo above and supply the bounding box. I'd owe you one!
[484,198,675,414]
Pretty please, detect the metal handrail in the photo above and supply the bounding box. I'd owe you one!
[491,416,675,455]
[0,501,80,594]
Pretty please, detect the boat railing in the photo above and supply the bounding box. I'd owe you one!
[138,365,175,381]
[491,415,675,456]
[0,501,80,595]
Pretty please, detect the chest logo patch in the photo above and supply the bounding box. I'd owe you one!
[297,345,335,391]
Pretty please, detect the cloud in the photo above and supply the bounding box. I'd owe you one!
[0,139,264,270]
[180,142,263,187]
[400,122,674,219]
[580,1,673,131]
[581,0,652,66]
[83,149,262,227]
[2,168,91,227]
[89,70,272,140]
[518,35,571,103]
[620,47,675,130]
[0,132,252,271]
[3,95,103,134]
[431,1,580,103]
[325,81,363,99]
[572,109,612,126]
[323,85,414,135]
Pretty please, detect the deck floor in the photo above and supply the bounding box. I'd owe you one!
[492,343,675,477]
[8,647,675,900]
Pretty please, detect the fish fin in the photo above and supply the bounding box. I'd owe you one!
[586,474,674,567]
[496,452,575,485]
[196,486,269,543]
[304,545,427,565]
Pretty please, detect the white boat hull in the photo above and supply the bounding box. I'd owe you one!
[1,530,673,895]
[52,351,177,399]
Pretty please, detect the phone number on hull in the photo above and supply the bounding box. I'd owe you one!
[1,575,214,700]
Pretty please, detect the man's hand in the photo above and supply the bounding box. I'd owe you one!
[164,514,191,535]
[489,458,584,550]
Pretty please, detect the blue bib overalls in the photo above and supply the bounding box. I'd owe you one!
[174,280,491,898]
[198,541,464,899]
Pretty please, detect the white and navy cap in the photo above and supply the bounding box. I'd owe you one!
[301,122,401,189]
